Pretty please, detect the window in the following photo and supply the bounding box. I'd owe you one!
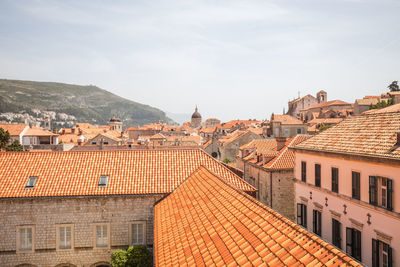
[312,210,321,236]
[346,227,361,261]
[352,172,360,200]
[25,176,37,189]
[332,219,342,249]
[297,203,307,228]
[104,142,109,145]
[297,128,302,134]
[98,175,109,187]
[369,176,393,211]
[301,161,307,182]
[57,225,73,250]
[17,227,33,252]
[131,222,146,245]
[315,164,321,187]
[91,142,96,145]
[331,168,339,193]
[95,224,109,248]
[372,239,392,267]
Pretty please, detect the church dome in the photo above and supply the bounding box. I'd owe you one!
[191,107,202,119]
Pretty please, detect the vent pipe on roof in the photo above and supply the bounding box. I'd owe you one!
[397,130,400,146]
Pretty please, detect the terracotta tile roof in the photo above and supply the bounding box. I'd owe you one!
[295,112,400,160]
[199,127,216,134]
[272,114,303,125]
[154,166,360,267]
[126,126,137,131]
[25,126,58,136]
[355,98,380,106]
[216,120,260,129]
[239,139,277,154]
[263,135,311,170]
[0,149,255,198]
[363,103,400,114]
[307,118,344,125]
[0,124,27,136]
[150,133,167,139]
[301,100,350,111]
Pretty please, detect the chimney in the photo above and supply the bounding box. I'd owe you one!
[62,129,66,134]
[99,138,104,150]
[276,136,286,151]
[397,131,400,145]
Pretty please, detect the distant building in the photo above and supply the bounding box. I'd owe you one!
[269,114,307,138]
[109,117,122,132]
[205,118,220,128]
[237,135,311,221]
[293,112,400,266]
[299,100,352,122]
[190,106,202,128]
[287,90,327,118]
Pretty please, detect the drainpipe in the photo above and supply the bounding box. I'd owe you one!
[270,172,273,208]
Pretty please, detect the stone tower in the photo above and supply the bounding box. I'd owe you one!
[317,90,327,103]
[191,106,202,128]
[109,117,122,133]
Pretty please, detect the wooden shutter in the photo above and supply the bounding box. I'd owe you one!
[369,176,377,205]
[388,245,393,267]
[346,227,352,255]
[303,205,307,228]
[297,204,302,225]
[387,178,393,211]
[372,238,379,267]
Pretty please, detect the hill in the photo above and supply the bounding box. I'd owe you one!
[0,79,173,127]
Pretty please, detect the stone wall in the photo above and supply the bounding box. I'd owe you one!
[243,163,295,221]
[0,195,162,267]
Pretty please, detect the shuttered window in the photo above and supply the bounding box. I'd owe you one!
[346,228,361,261]
[352,172,360,200]
[332,219,341,249]
[312,210,321,236]
[315,164,321,187]
[372,239,392,267]
[331,167,339,193]
[297,203,307,228]
[301,161,306,182]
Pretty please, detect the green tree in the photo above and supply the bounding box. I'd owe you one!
[111,245,152,267]
[222,158,232,164]
[6,140,24,151]
[0,128,10,149]
[0,128,24,151]
[388,81,399,92]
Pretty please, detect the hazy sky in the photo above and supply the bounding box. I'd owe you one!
[1,0,399,122]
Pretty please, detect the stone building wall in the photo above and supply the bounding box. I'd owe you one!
[219,132,261,162]
[0,195,162,267]
[243,163,295,221]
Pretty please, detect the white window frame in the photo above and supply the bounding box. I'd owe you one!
[56,224,74,250]
[129,221,146,245]
[93,223,110,249]
[16,226,34,253]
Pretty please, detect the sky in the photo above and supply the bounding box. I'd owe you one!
[0,0,399,122]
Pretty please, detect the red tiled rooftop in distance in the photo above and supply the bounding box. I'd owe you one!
[154,166,361,267]
[272,114,303,125]
[0,148,255,198]
[0,123,27,135]
[363,103,400,114]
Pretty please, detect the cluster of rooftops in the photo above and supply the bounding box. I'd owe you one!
[2,110,400,265]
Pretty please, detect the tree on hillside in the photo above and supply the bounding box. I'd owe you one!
[388,81,399,91]
[0,128,24,151]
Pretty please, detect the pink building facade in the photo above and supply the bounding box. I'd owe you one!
[293,112,400,267]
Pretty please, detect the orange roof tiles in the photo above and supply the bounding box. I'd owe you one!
[363,103,400,114]
[24,126,58,136]
[295,112,400,160]
[154,166,361,267]
[272,115,303,125]
[263,135,311,170]
[0,124,27,136]
[0,149,255,198]
[239,139,277,153]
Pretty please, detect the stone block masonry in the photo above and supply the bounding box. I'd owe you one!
[0,195,162,267]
